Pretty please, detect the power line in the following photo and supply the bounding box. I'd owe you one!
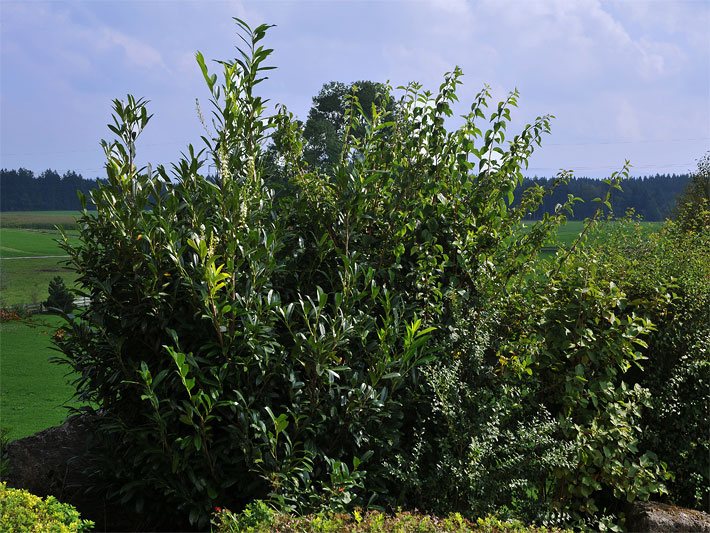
[0,139,191,157]
[546,137,709,147]
[527,163,694,171]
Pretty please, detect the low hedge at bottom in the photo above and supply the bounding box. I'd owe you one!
[212,501,571,532]
[0,482,94,532]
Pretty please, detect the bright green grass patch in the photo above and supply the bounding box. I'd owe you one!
[0,210,83,230]
[0,257,77,307]
[520,220,663,249]
[0,315,77,440]
[0,228,75,258]
[554,220,585,247]
[0,228,79,306]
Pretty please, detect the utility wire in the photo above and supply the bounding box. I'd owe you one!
[0,139,192,157]
[545,137,709,147]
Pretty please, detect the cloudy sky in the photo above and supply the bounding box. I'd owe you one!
[1,0,708,178]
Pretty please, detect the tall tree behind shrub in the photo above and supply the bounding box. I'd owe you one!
[302,80,393,171]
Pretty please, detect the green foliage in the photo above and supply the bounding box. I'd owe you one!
[58,20,442,528]
[56,19,676,528]
[0,482,94,532]
[214,500,274,531]
[302,80,393,171]
[500,215,672,518]
[212,503,568,532]
[675,151,710,232]
[383,183,671,525]
[45,275,74,313]
[591,218,710,509]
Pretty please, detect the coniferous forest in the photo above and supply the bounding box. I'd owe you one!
[0,168,692,221]
[0,169,101,212]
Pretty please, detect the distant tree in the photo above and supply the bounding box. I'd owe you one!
[675,152,710,231]
[45,276,73,313]
[303,80,393,170]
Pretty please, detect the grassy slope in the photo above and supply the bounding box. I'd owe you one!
[0,258,77,307]
[0,228,73,258]
[0,315,77,439]
[0,227,79,306]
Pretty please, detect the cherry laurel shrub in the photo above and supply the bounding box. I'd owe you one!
[56,20,670,528]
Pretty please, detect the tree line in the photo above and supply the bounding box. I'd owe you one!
[515,173,690,220]
[0,166,691,221]
[0,168,100,211]
[0,79,694,220]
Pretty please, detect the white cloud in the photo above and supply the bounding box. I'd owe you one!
[99,27,167,71]
[1,3,167,76]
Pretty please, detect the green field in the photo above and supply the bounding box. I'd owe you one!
[0,212,85,440]
[0,210,82,230]
[519,219,663,251]
[0,227,78,306]
[0,257,77,307]
[0,227,75,258]
[0,314,77,439]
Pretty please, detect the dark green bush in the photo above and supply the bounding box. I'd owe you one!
[591,219,709,509]
[45,275,74,313]
[56,19,673,528]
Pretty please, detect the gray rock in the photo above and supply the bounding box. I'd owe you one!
[627,501,710,533]
[3,414,95,500]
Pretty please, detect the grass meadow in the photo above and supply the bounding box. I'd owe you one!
[0,226,79,307]
[0,210,82,230]
[0,213,82,439]
[0,314,77,439]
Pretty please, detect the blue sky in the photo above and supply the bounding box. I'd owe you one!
[1,0,708,178]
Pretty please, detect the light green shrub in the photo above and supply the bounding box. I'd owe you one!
[212,503,571,532]
[0,482,93,532]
